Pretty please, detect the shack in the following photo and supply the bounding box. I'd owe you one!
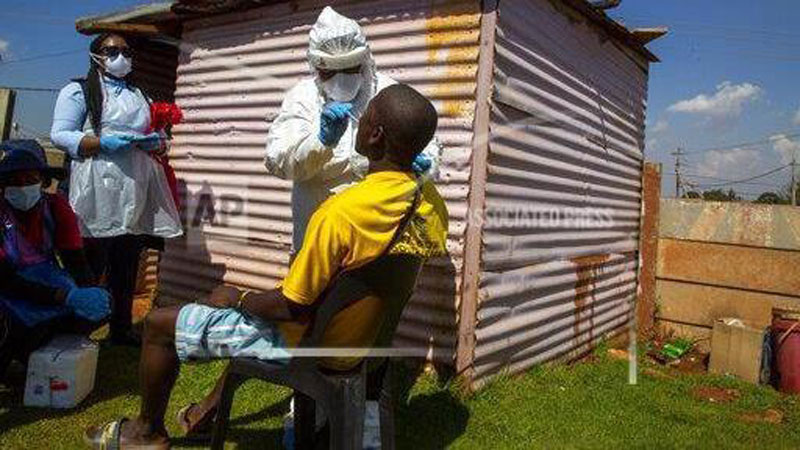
[76,0,662,388]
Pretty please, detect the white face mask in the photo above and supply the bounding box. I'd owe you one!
[322,72,363,102]
[4,183,42,211]
[93,53,132,78]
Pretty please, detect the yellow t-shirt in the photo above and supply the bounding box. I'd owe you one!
[279,170,449,370]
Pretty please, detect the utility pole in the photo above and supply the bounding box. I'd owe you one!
[792,152,798,206]
[671,147,684,198]
[0,89,16,141]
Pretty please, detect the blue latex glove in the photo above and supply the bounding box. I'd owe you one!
[99,134,135,154]
[131,132,164,153]
[412,153,432,176]
[65,287,111,322]
[319,102,353,147]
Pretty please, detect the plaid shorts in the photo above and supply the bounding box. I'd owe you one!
[175,304,291,363]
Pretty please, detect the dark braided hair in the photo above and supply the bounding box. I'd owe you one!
[84,33,147,135]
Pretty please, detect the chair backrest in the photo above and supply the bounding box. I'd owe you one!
[295,252,424,370]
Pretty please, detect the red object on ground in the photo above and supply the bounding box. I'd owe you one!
[774,319,800,394]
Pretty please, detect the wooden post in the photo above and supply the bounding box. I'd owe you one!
[455,0,498,387]
[636,162,661,337]
[0,89,16,141]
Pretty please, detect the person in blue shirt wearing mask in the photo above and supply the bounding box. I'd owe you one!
[50,33,182,346]
[0,140,110,377]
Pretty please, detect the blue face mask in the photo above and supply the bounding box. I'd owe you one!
[4,183,42,211]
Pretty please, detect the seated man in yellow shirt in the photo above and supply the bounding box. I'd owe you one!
[85,84,448,448]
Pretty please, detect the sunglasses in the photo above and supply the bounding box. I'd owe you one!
[99,46,134,59]
[318,65,362,80]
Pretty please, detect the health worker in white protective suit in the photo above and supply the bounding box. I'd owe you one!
[265,6,442,251]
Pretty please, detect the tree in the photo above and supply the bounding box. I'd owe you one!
[702,189,740,202]
[754,192,788,205]
[683,191,702,199]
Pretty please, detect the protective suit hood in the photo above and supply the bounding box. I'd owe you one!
[308,7,377,115]
[308,6,368,70]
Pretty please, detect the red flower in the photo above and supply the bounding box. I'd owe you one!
[149,102,184,132]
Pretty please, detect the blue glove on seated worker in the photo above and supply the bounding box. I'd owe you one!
[412,153,432,176]
[319,102,353,147]
[99,134,136,154]
[65,287,111,322]
[130,132,164,153]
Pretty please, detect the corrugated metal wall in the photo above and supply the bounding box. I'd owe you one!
[472,0,648,383]
[160,0,481,364]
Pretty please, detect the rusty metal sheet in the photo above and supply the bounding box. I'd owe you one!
[160,0,481,365]
[659,199,800,251]
[657,238,800,297]
[472,0,649,383]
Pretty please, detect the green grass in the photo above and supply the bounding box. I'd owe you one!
[1,344,799,449]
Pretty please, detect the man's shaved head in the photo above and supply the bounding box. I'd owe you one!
[356,84,438,168]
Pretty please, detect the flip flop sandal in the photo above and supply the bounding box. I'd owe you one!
[83,418,170,450]
[176,403,215,441]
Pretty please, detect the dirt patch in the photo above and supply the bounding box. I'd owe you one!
[607,349,629,360]
[642,367,673,380]
[692,386,740,403]
[739,409,783,424]
[670,352,708,374]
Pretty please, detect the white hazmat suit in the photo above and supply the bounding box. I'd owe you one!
[265,6,441,251]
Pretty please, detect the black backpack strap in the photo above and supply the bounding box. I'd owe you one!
[381,182,423,258]
[71,77,99,137]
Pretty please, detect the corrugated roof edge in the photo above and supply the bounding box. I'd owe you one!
[75,2,177,35]
[557,0,661,62]
[75,0,663,61]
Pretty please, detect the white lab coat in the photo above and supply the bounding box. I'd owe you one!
[63,79,182,239]
[265,72,441,251]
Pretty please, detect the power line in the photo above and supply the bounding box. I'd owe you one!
[12,122,49,139]
[694,164,790,188]
[0,12,74,25]
[663,172,785,188]
[0,85,60,93]
[0,49,84,66]
[681,132,800,155]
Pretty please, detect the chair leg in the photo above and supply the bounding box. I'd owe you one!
[294,390,316,450]
[378,375,395,450]
[210,371,246,450]
[327,374,366,450]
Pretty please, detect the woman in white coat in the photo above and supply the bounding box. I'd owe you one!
[50,33,182,345]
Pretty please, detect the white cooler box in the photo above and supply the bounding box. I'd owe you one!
[24,334,99,408]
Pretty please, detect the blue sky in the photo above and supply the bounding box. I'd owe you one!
[1,0,798,198]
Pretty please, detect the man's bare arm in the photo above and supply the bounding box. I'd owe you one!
[203,285,313,322]
[240,289,297,322]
